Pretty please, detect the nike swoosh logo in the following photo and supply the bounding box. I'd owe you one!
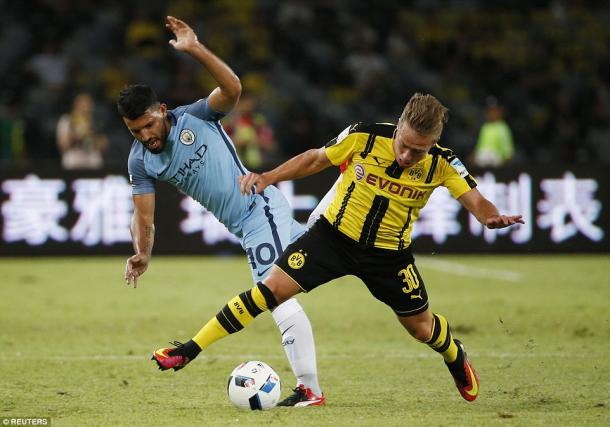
[281,324,295,337]
[464,363,479,398]
[373,156,387,166]
[257,266,272,277]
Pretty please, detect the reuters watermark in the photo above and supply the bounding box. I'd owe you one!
[0,418,50,426]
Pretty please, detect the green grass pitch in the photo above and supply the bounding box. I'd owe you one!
[0,255,609,426]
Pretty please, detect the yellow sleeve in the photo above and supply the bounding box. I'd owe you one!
[439,156,477,199]
[323,125,361,166]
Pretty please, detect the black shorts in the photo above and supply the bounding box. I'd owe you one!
[275,217,429,316]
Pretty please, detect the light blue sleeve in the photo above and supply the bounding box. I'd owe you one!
[182,98,226,121]
[127,142,156,194]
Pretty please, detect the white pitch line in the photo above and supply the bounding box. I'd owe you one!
[417,258,522,282]
[0,352,602,362]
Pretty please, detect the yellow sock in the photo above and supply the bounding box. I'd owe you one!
[425,313,459,363]
[192,317,229,349]
[192,284,277,350]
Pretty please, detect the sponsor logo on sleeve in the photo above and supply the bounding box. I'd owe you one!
[449,158,469,178]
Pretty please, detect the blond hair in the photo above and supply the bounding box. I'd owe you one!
[399,93,449,140]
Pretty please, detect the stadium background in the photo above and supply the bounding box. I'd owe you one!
[1,2,609,426]
[0,0,607,255]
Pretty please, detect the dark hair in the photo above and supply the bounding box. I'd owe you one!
[117,84,159,119]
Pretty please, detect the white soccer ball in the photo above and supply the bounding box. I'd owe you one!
[227,361,281,410]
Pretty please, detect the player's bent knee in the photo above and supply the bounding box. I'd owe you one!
[400,321,427,341]
[255,282,278,310]
[397,312,434,342]
[409,326,432,342]
[263,267,301,307]
[264,284,296,307]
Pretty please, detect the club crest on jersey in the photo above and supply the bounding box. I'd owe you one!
[354,163,365,181]
[407,166,425,181]
[180,129,195,145]
[287,252,306,269]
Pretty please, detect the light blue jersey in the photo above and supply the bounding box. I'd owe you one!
[128,98,305,281]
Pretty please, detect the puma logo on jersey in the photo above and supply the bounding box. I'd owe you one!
[372,156,386,166]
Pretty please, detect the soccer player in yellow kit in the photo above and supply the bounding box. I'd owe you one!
[154,93,524,402]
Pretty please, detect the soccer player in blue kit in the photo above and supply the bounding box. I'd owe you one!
[118,16,324,406]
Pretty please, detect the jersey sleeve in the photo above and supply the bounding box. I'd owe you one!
[440,156,477,199]
[323,124,361,166]
[183,98,226,121]
[128,142,156,195]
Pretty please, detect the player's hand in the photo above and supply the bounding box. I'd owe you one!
[124,254,150,288]
[485,214,524,229]
[239,172,271,195]
[166,16,199,52]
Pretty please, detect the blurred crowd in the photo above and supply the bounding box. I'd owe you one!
[1,0,610,170]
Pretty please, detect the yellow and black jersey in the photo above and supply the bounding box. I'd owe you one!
[323,122,477,250]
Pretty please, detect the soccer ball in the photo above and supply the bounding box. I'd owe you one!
[227,361,281,410]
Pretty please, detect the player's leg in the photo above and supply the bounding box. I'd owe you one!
[192,267,300,347]
[271,298,322,397]
[357,249,479,402]
[271,300,324,406]
[153,219,344,372]
[152,208,346,403]
[396,309,479,401]
[270,218,352,406]
[245,190,324,399]
[152,191,315,376]
[152,273,300,371]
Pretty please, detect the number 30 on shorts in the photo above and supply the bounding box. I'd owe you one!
[398,264,420,294]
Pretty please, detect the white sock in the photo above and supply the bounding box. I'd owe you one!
[272,298,322,395]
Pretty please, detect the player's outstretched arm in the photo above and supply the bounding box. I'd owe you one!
[125,193,156,288]
[458,188,524,229]
[239,148,332,195]
[165,15,241,113]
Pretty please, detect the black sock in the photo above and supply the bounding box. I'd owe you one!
[446,344,466,383]
[180,339,202,360]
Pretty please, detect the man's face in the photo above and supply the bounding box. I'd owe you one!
[392,122,437,168]
[123,103,169,154]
